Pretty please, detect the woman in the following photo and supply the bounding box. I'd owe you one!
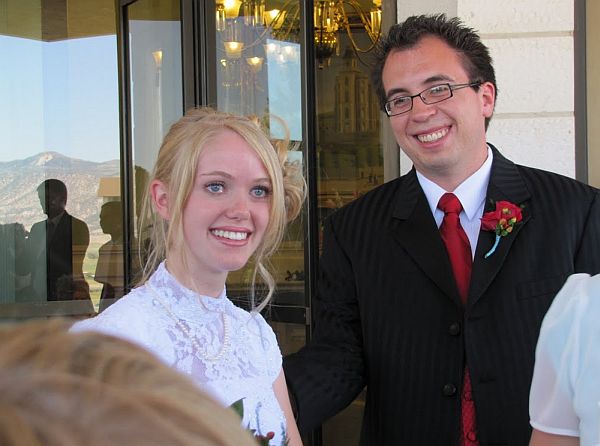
[529,273,600,446]
[73,108,305,446]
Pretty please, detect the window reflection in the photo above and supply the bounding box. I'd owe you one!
[316,33,383,250]
[316,26,382,446]
[128,0,183,287]
[213,1,305,309]
[95,201,126,312]
[19,179,91,306]
[0,0,119,320]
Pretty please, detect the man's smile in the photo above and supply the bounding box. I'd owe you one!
[416,127,449,143]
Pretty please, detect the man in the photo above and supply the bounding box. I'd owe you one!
[23,179,90,302]
[283,14,600,445]
[95,201,126,312]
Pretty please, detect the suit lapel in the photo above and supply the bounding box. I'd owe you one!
[468,146,532,307]
[391,170,463,307]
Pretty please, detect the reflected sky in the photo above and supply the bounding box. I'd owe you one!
[0,34,119,163]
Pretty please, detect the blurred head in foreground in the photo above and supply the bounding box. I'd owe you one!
[0,320,256,446]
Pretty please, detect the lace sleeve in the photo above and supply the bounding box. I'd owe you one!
[70,291,176,365]
[72,308,144,344]
[253,313,282,381]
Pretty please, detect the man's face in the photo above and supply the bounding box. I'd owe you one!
[38,188,66,218]
[382,36,495,190]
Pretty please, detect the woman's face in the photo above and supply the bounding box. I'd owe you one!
[174,130,272,286]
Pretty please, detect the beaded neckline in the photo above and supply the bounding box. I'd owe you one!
[147,283,231,362]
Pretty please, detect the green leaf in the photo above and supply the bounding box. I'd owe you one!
[229,398,245,419]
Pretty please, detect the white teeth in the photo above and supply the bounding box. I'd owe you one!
[417,128,448,143]
[211,230,248,240]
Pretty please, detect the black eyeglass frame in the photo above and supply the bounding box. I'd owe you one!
[384,81,482,117]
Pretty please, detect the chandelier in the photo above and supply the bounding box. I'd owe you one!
[215,0,382,68]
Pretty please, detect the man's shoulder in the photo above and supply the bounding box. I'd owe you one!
[66,212,88,226]
[30,220,45,231]
[490,144,598,196]
[513,163,599,197]
[65,213,90,236]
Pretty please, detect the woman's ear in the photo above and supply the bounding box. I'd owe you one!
[150,179,170,220]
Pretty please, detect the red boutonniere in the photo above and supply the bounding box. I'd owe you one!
[480,200,523,258]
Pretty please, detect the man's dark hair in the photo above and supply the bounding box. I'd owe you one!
[101,200,122,215]
[37,179,68,201]
[372,14,497,129]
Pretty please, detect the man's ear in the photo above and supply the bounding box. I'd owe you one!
[150,179,170,220]
[480,81,496,118]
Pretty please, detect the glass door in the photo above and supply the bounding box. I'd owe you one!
[207,1,310,356]
[311,1,395,444]
[119,0,184,294]
[119,1,394,444]
[0,0,120,321]
[205,2,395,445]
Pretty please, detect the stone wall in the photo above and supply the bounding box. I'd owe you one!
[395,0,576,178]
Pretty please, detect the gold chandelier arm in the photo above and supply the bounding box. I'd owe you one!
[216,0,382,66]
[247,2,299,47]
[280,6,300,40]
[339,0,382,44]
[342,20,380,54]
[268,0,299,38]
[345,25,377,53]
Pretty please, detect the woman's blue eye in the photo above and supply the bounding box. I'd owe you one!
[206,183,224,193]
[251,186,270,198]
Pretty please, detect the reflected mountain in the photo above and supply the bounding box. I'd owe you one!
[0,152,120,234]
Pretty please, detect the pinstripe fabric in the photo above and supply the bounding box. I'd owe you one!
[283,145,600,445]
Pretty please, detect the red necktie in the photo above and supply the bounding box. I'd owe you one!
[438,193,479,446]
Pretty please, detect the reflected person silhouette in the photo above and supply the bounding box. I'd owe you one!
[0,222,27,303]
[95,201,126,312]
[23,179,91,302]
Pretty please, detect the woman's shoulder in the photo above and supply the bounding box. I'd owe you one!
[250,311,277,342]
[242,311,282,379]
[228,306,280,353]
[71,286,157,341]
[227,305,271,335]
[547,274,599,317]
[542,273,600,340]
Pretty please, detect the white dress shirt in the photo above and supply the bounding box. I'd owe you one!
[417,146,493,259]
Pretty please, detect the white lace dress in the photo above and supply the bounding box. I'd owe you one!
[72,262,287,444]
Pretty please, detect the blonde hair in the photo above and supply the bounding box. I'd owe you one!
[138,107,305,312]
[0,319,256,446]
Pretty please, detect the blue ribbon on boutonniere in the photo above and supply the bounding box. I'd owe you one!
[480,200,524,258]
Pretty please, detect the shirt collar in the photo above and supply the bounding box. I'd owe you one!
[417,146,493,221]
[48,211,65,226]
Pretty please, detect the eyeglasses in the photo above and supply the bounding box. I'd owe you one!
[384,82,482,117]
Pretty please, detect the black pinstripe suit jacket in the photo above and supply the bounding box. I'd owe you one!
[283,145,600,445]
